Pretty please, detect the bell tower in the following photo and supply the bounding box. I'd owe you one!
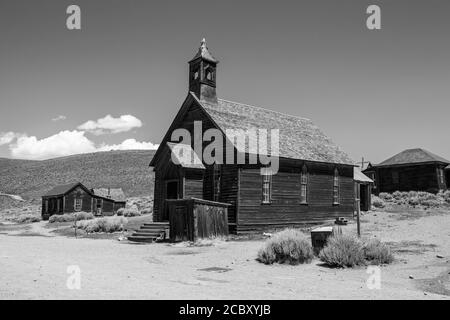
[188,38,218,104]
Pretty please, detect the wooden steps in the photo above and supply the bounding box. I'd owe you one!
[127,222,169,243]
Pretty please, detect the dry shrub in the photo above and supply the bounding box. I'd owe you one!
[320,234,394,267]
[257,228,314,265]
[371,196,385,209]
[363,239,394,265]
[15,213,41,224]
[122,205,141,217]
[77,216,127,233]
[49,212,94,223]
[319,234,365,268]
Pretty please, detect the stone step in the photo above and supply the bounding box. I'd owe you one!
[140,225,169,230]
[143,222,169,226]
[133,231,164,237]
[127,235,155,243]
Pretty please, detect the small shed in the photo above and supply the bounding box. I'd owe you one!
[354,167,373,211]
[91,188,126,216]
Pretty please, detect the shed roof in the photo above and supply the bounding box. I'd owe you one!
[354,167,373,184]
[375,148,450,167]
[43,182,83,197]
[198,96,355,165]
[91,188,126,202]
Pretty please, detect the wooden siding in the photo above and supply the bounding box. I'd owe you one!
[371,164,443,194]
[168,198,229,242]
[237,161,354,232]
[63,186,93,213]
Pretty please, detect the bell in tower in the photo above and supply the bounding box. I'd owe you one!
[188,38,218,104]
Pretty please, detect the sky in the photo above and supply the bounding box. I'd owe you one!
[0,0,449,163]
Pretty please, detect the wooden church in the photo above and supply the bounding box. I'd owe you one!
[149,39,356,233]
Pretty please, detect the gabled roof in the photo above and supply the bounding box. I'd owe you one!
[150,92,355,166]
[354,167,373,184]
[374,148,450,167]
[43,182,86,197]
[199,96,355,165]
[91,188,126,202]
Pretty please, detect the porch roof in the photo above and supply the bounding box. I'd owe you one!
[167,142,205,169]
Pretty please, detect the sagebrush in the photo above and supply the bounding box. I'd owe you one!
[76,216,127,233]
[319,234,394,267]
[374,191,449,210]
[319,233,365,267]
[363,239,394,265]
[257,228,314,265]
[49,212,94,223]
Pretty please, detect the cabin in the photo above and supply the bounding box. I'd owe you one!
[41,182,126,219]
[149,39,357,234]
[363,148,449,194]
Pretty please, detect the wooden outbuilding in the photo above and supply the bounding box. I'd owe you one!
[354,167,373,212]
[41,182,126,220]
[149,39,357,234]
[363,148,449,194]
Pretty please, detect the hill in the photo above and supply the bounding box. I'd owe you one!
[0,150,156,200]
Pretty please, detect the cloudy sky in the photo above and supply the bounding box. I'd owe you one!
[0,0,449,163]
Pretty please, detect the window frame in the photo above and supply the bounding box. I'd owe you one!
[74,198,83,212]
[261,168,272,204]
[300,165,308,205]
[333,168,340,205]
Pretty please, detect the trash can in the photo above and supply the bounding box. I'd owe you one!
[311,226,333,255]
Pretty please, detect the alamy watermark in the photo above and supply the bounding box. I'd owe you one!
[170,121,280,174]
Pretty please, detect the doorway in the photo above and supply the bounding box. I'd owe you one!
[164,180,180,220]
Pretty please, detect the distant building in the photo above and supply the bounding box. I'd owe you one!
[354,167,373,211]
[363,148,449,194]
[41,182,126,219]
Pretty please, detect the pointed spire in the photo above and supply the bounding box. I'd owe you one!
[189,38,218,63]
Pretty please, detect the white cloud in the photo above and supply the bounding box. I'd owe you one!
[0,132,20,146]
[10,130,97,160]
[9,131,158,160]
[97,139,159,152]
[52,115,67,122]
[77,114,143,135]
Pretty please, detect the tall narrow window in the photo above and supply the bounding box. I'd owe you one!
[333,168,340,205]
[438,168,445,185]
[262,168,272,204]
[213,164,221,202]
[74,198,82,212]
[300,165,308,204]
[45,200,49,213]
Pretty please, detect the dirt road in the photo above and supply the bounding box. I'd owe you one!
[1,211,449,299]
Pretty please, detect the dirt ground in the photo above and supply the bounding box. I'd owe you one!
[1,209,449,300]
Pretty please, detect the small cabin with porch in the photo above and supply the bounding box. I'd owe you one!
[363,148,449,194]
[149,39,358,234]
[41,182,126,219]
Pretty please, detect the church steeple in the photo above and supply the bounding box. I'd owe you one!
[188,38,218,104]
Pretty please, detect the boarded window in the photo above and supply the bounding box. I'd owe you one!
[333,168,340,205]
[261,168,272,204]
[213,164,221,202]
[74,198,82,212]
[300,165,308,204]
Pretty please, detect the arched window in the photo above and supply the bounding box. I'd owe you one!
[333,168,340,205]
[300,165,308,204]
